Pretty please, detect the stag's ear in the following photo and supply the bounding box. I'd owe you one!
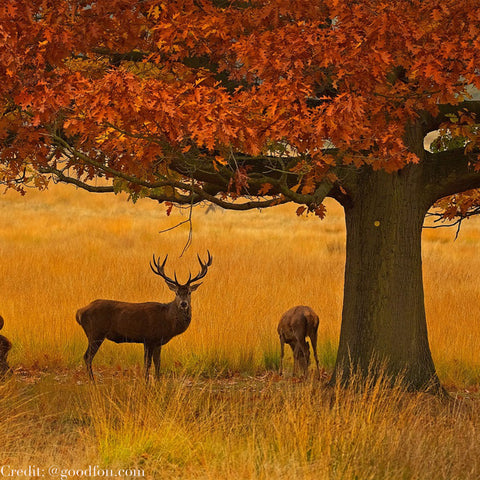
[165,281,179,292]
[189,282,202,292]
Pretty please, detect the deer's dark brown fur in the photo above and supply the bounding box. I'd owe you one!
[76,252,212,382]
[0,315,12,377]
[278,305,320,377]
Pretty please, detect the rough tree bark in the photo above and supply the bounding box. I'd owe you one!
[330,166,440,391]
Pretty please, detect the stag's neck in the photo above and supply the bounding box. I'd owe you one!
[170,304,192,334]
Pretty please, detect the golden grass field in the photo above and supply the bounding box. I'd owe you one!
[1,184,480,479]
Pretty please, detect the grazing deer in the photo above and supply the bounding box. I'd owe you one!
[0,315,12,377]
[76,251,212,382]
[278,305,320,377]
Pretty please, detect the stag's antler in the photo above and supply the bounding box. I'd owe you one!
[150,254,180,287]
[186,251,213,287]
[150,251,212,287]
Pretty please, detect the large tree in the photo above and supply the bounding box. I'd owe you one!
[2,0,480,391]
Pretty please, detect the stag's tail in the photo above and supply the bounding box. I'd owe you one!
[76,309,84,327]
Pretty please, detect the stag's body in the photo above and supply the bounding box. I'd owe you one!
[278,305,320,377]
[0,315,12,377]
[77,252,212,382]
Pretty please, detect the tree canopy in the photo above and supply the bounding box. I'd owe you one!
[0,0,479,214]
[2,0,480,391]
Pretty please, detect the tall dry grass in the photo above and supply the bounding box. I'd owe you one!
[2,372,480,479]
[1,184,480,479]
[0,184,345,374]
[1,184,480,383]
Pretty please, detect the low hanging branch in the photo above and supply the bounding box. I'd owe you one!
[45,133,337,212]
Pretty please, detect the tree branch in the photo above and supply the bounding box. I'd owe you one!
[38,164,114,193]
[423,148,480,204]
[419,100,480,134]
[39,147,292,211]
[424,207,480,240]
[48,131,342,210]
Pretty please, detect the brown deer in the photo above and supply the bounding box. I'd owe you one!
[0,315,12,378]
[76,251,212,382]
[278,305,320,377]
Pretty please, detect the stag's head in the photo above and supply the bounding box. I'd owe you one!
[150,251,213,311]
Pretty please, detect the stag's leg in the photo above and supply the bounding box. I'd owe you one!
[152,345,162,381]
[279,335,285,375]
[309,332,320,376]
[144,344,154,383]
[84,338,103,381]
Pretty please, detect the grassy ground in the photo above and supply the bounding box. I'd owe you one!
[2,372,480,479]
[1,184,480,478]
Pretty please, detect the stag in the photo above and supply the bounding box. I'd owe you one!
[0,315,12,377]
[76,251,212,382]
[278,305,320,377]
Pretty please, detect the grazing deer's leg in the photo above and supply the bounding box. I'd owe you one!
[309,332,320,375]
[279,335,285,375]
[292,342,300,376]
[144,344,154,382]
[84,339,103,381]
[152,345,162,380]
[303,340,310,377]
[293,332,306,376]
[294,336,310,377]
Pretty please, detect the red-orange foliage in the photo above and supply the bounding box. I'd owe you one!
[0,0,479,213]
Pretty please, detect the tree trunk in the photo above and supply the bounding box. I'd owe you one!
[330,166,442,392]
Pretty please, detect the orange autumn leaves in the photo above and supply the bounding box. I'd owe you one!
[1,0,480,188]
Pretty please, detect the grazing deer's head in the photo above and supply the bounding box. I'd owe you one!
[150,251,213,312]
[296,341,311,373]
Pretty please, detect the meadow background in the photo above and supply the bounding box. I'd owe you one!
[1,184,480,479]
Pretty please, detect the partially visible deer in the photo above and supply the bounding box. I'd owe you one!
[0,315,12,377]
[76,251,212,382]
[278,305,320,377]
